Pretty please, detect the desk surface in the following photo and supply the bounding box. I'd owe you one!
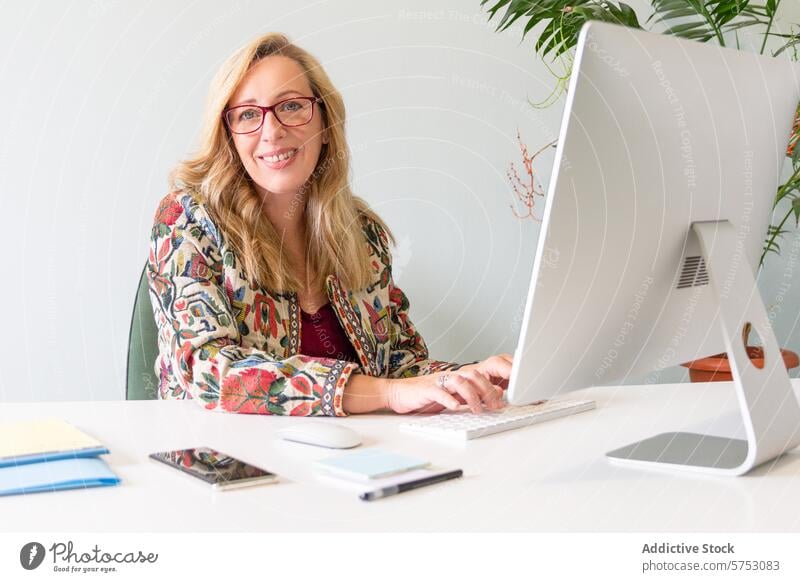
[2,381,800,532]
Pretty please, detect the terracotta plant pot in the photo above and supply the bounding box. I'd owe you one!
[787,105,800,157]
[682,347,800,382]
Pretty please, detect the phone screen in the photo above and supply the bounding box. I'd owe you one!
[149,447,276,489]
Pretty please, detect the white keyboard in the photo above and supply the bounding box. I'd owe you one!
[399,398,596,440]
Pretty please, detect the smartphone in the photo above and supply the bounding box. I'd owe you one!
[149,447,278,491]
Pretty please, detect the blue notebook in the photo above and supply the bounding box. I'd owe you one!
[0,447,111,469]
[0,458,120,497]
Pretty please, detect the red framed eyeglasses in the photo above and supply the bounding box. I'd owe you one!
[222,96,322,134]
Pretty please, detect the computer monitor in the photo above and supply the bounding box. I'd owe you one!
[506,21,800,476]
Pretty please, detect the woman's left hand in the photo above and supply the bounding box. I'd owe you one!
[458,353,513,391]
[406,353,514,414]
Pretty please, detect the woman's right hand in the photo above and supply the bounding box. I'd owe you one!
[385,368,506,415]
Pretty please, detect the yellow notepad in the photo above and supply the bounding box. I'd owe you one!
[0,419,108,467]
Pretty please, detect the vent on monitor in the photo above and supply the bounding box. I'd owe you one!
[677,255,709,289]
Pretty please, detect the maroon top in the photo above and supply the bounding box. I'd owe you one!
[300,302,360,363]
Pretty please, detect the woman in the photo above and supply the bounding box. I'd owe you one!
[147,32,512,416]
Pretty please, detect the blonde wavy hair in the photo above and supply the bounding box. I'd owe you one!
[169,32,392,292]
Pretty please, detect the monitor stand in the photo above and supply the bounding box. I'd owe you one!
[606,220,800,476]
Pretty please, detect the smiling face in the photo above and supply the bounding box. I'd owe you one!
[226,55,328,201]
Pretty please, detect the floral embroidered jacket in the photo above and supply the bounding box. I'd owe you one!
[147,191,461,416]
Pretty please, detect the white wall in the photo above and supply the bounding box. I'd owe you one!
[1,0,798,402]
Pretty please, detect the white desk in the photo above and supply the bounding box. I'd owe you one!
[2,381,800,532]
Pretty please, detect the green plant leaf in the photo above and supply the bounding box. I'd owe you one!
[482,0,641,62]
[773,32,800,57]
[724,18,767,33]
[649,0,761,46]
[765,0,778,18]
[651,8,702,25]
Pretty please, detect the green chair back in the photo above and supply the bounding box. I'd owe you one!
[126,264,159,400]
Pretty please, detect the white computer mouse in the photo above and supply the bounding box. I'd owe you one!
[277,421,362,449]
